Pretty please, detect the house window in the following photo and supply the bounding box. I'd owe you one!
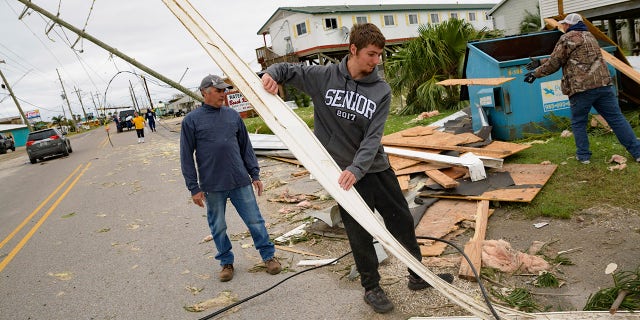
[430,13,439,24]
[296,22,307,36]
[408,13,418,25]
[324,18,338,30]
[468,12,476,21]
[356,16,368,24]
[450,12,458,19]
[383,14,395,26]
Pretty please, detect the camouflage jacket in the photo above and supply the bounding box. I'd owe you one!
[533,30,611,97]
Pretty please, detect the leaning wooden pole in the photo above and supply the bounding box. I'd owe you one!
[162,0,511,318]
[15,0,203,103]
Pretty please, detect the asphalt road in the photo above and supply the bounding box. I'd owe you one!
[0,119,386,320]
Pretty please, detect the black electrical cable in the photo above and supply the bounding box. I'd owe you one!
[198,237,501,320]
[197,251,352,320]
[417,235,501,320]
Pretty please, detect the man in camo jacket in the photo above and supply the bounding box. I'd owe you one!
[524,13,640,164]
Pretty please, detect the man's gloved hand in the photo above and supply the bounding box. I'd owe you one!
[525,57,541,70]
[523,72,536,83]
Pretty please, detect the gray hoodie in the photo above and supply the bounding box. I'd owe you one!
[265,56,391,181]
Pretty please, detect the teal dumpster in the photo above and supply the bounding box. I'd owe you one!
[463,30,618,140]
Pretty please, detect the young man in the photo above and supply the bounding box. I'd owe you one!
[180,74,281,282]
[524,13,640,164]
[261,23,452,314]
[131,111,146,143]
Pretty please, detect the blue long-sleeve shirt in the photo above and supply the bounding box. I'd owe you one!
[180,103,260,195]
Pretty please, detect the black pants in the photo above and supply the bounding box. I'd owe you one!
[338,168,422,291]
[136,128,144,138]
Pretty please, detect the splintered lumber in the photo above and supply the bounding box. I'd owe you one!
[397,174,410,191]
[382,130,483,148]
[384,146,486,181]
[458,200,490,281]
[436,78,515,86]
[394,162,449,176]
[419,163,557,202]
[163,1,505,318]
[425,169,459,189]
[274,245,322,257]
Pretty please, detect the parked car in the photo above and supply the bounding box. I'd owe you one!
[0,133,16,154]
[26,128,72,164]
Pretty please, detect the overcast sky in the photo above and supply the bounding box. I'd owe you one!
[0,0,497,121]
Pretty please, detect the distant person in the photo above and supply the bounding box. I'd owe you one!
[524,13,640,164]
[261,23,453,314]
[145,108,157,132]
[125,114,134,130]
[180,74,281,282]
[131,111,146,143]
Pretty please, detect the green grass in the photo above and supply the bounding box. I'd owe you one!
[243,105,640,220]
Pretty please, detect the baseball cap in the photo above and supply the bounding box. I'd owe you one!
[199,74,233,90]
[558,13,583,25]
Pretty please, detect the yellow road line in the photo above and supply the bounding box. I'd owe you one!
[0,162,92,273]
[0,164,83,250]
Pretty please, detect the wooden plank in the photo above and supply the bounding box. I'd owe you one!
[425,169,459,189]
[400,126,437,137]
[458,200,489,281]
[389,154,422,171]
[274,245,322,257]
[382,130,483,148]
[436,78,515,86]
[163,1,501,318]
[384,139,510,157]
[385,146,487,181]
[397,174,410,191]
[419,163,557,202]
[476,140,531,158]
[394,162,449,176]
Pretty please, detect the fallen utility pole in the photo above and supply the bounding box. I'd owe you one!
[0,62,32,131]
[15,0,203,103]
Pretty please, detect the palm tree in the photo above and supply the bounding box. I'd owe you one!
[385,19,502,115]
[520,9,541,34]
[51,115,65,129]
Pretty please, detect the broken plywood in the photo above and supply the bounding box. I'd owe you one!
[458,200,489,281]
[419,163,557,202]
[382,130,483,149]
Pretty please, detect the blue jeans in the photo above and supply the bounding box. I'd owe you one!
[569,86,640,161]
[204,184,275,266]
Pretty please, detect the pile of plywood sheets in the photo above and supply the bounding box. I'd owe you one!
[381,126,532,185]
[381,126,557,258]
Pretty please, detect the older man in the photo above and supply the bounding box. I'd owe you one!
[180,74,281,282]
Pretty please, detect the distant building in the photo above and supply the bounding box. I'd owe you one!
[255,4,496,70]
[488,0,539,36]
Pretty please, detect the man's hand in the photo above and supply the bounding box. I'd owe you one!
[261,73,279,95]
[338,170,356,191]
[523,72,536,84]
[252,180,264,196]
[191,191,205,208]
[525,57,541,70]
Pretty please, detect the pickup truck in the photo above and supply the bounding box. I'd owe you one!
[0,132,16,154]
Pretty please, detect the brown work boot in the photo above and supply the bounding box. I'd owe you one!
[264,257,281,275]
[219,264,234,282]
